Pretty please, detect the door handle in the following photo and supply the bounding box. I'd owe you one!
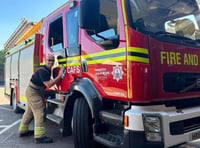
[81,61,88,72]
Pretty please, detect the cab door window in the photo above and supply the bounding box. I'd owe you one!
[87,0,119,50]
[66,7,80,56]
[48,15,64,51]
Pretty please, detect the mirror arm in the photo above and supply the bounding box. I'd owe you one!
[65,47,69,57]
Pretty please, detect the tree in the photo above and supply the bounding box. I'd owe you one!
[0,49,7,84]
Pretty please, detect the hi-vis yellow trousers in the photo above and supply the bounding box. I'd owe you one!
[18,82,46,138]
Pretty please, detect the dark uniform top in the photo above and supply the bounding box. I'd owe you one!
[30,65,51,88]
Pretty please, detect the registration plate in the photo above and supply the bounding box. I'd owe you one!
[190,131,200,141]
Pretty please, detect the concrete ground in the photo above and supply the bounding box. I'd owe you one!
[1,86,200,148]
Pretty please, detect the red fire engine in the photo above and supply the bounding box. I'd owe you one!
[5,0,200,147]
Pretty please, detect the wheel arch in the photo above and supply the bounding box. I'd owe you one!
[62,78,102,136]
[69,78,103,119]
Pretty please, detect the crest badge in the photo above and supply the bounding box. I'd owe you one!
[112,65,124,82]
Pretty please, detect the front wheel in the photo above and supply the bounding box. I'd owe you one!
[73,97,94,148]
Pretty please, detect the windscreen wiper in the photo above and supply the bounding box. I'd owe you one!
[154,31,200,46]
[155,31,190,40]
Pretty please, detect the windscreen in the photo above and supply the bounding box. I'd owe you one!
[127,0,200,41]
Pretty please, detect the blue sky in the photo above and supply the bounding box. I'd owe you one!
[0,0,68,50]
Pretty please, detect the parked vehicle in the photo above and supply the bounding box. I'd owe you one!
[5,0,200,147]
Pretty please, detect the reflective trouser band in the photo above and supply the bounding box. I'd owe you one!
[34,127,45,136]
[19,123,28,133]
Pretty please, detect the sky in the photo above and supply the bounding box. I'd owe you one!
[0,0,68,50]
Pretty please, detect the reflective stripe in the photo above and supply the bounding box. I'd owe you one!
[58,56,80,63]
[82,48,125,59]
[128,47,149,54]
[86,56,126,65]
[40,47,150,66]
[7,35,35,57]
[19,123,28,133]
[128,56,150,63]
[54,56,81,68]
[128,47,150,63]
[122,0,131,98]
[20,96,27,102]
[5,89,10,94]
[122,0,127,25]
[82,48,126,65]
[34,127,45,136]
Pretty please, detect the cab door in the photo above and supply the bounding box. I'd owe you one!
[62,6,81,91]
[79,0,128,100]
[47,14,68,92]
[45,4,81,93]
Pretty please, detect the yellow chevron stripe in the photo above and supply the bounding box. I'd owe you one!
[53,62,80,68]
[82,48,125,59]
[128,56,150,63]
[58,56,80,63]
[66,62,80,66]
[57,58,66,62]
[67,56,81,61]
[128,47,149,54]
[86,56,126,65]
[40,47,149,66]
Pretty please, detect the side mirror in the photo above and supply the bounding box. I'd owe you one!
[79,0,100,30]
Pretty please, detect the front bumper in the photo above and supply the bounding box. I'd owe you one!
[124,104,200,148]
[123,129,164,148]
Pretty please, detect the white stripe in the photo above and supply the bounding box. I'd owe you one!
[0,106,13,112]
[0,119,21,135]
[0,126,8,128]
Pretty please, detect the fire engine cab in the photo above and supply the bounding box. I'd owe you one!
[5,0,200,147]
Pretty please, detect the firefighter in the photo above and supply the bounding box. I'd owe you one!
[18,54,64,143]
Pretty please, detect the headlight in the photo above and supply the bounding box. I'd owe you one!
[144,116,160,132]
[143,114,162,142]
[146,132,162,142]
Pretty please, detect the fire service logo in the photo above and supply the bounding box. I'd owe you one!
[112,65,124,82]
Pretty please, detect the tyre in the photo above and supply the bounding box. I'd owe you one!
[12,91,22,113]
[73,97,94,148]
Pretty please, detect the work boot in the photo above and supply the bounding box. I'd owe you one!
[35,136,53,143]
[19,130,34,137]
